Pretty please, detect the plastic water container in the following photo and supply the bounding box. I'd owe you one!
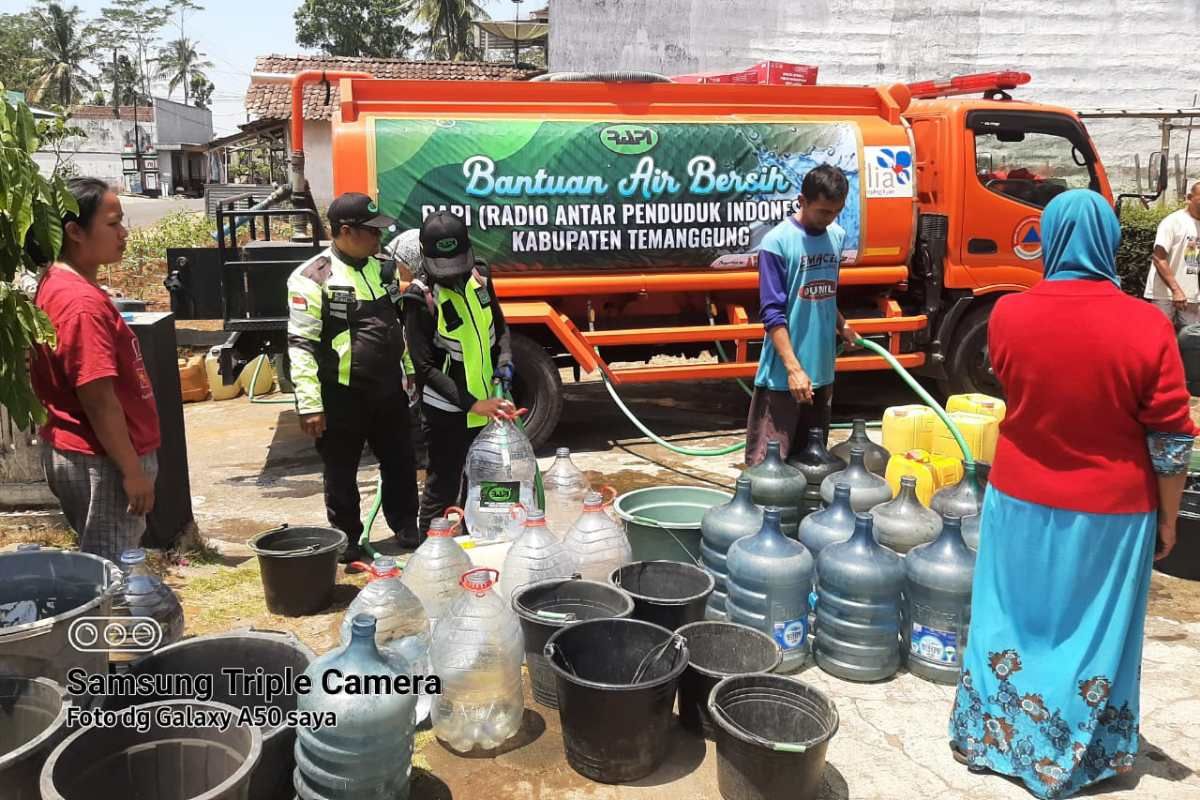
[465,417,539,542]
[961,514,981,551]
[431,568,525,752]
[700,476,763,621]
[904,515,976,685]
[726,507,815,672]
[339,559,432,722]
[177,356,208,403]
[813,513,905,682]
[742,441,806,538]
[543,448,591,538]
[946,393,1006,422]
[870,475,943,555]
[819,447,893,512]
[881,405,938,454]
[932,411,999,464]
[205,347,242,400]
[295,615,417,800]
[401,517,472,627]
[786,427,845,518]
[111,548,184,663]
[500,511,576,602]
[884,449,963,507]
[830,419,890,475]
[564,491,632,581]
[799,482,856,567]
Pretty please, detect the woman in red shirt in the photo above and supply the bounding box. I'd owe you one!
[948,189,1196,797]
[30,178,161,563]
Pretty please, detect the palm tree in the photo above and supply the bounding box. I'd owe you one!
[155,37,213,105]
[28,3,96,106]
[404,0,487,61]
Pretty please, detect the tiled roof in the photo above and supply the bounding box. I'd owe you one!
[69,105,154,122]
[246,54,542,122]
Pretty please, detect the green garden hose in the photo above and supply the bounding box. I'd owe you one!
[245,355,294,405]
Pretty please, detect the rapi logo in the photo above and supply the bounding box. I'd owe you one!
[800,279,837,300]
[600,124,659,155]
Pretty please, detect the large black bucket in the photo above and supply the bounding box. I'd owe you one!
[709,674,839,800]
[102,630,314,800]
[677,621,782,738]
[0,676,72,800]
[248,525,346,616]
[41,700,262,800]
[608,560,714,631]
[511,576,635,709]
[545,618,689,784]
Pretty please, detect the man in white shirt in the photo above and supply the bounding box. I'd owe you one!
[1146,181,1200,328]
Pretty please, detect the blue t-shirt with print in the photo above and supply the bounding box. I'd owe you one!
[754,217,844,391]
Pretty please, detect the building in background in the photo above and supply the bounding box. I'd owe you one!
[548,0,1200,193]
[474,5,549,65]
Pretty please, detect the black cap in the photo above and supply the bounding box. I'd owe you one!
[419,210,474,281]
[328,192,395,233]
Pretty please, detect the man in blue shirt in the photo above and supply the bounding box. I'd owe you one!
[746,164,859,464]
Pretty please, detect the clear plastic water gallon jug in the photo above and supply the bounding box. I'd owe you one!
[500,511,576,602]
[930,463,986,519]
[870,476,943,555]
[726,507,815,672]
[786,427,845,517]
[340,557,433,722]
[742,441,805,538]
[820,447,893,512]
[829,419,890,475]
[111,548,184,663]
[465,417,539,542]
[564,491,632,581]
[295,614,417,800]
[904,515,976,685]
[700,476,763,621]
[401,517,472,627]
[814,513,905,682]
[961,514,981,551]
[431,568,525,752]
[798,482,856,565]
[543,447,591,538]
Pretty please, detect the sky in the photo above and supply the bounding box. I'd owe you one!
[0,0,528,134]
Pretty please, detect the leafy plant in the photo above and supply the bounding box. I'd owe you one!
[294,0,417,58]
[36,106,86,178]
[0,87,77,431]
[106,210,212,300]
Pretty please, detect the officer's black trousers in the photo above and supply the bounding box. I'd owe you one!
[417,403,482,534]
[315,384,419,544]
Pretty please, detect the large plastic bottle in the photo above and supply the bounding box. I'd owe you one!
[726,507,815,672]
[563,491,632,581]
[542,448,591,538]
[820,447,893,512]
[961,513,981,551]
[786,427,846,517]
[111,548,184,662]
[870,476,943,555]
[401,517,472,627]
[339,557,432,722]
[700,476,763,621]
[904,515,977,685]
[500,511,576,602]
[798,482,856,565]
[742,440,806,538]
[295,615,417,800]
[465,417,539,542]
[829,419,890,475]
[814,513,905,682]
[431,568,525,752]
[931,463,986,519]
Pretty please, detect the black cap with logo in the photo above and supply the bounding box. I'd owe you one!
[419,210,474,282]
[328,192,396,233]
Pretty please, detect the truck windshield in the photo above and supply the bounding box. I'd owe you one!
[969,111,1098,209]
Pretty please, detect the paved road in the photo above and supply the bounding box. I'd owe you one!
[119,195,205,229]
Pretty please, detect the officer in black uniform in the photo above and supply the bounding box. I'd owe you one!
[287,193,420,562]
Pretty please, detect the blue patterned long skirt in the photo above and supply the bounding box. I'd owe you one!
[948,487,1155,799]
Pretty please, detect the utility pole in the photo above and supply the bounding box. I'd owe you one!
[112,49,119,116]
[512,0,523,67]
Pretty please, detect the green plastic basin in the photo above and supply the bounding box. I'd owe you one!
[613,486,733,564]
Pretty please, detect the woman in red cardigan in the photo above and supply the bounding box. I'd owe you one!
[948,189,1196,798]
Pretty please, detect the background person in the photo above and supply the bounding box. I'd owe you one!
[1145,180,1200,329]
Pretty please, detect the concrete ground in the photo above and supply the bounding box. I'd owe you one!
[176,373,1200,800]
[118,195,204,229]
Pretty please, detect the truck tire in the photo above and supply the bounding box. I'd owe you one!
[509,332,563,449]
[941,305,1005,399]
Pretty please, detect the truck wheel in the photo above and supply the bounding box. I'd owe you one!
[509,332,563,449]
[941,306,1005,399]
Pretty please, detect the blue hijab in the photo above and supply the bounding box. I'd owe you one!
[1039,189,1121,286]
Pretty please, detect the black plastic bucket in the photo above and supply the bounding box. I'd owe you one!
[511,576,635,709]
[545,618,689,784]
[102,630,314,800]
[248,525,346,616]
[608,560,715,631]
[677,622,782,738]
[40,700,262,800]
[709,674,839,800]
[0,676,72,800]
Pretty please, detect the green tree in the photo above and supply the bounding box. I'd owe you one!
[403,0,487,61]
[189,73,214,109]
[100,0,169,109]
[0,88,76,431]
[156,37,213,104]
[28,3,97,106]
[99,54,150,106]
[0,14,40,96]
[37,107,86,177]
[294,0,417,58]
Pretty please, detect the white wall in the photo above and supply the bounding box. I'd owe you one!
[549,0,1200,193]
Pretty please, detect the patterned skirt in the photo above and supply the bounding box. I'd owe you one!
[948,487,1155,799]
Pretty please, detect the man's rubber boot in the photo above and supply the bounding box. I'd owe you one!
[340,540,367,572]
[393,526,423,551]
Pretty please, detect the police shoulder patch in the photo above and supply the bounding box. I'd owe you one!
[300,255,333,284]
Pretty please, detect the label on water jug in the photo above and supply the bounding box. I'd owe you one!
[479,481,521,508]
[911,622,958,665]
[773,618,809,650]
